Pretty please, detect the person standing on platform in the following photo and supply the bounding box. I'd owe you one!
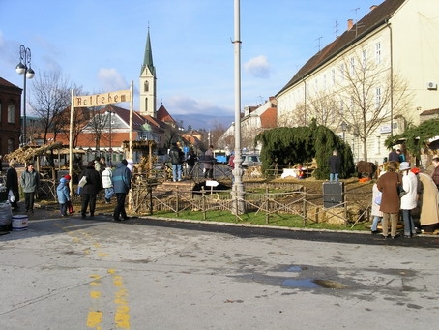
[20,162,40,213]
[204,145,215,179]
[328,150,341,182]
[169,142,184,182]
[112,159,132,222]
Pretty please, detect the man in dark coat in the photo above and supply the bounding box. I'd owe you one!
[388,149,399,163]
[6,160,19,210]
[168,142,184,182]
[112,159,132,222]
[328,150,341,182]
[79,161,102,218]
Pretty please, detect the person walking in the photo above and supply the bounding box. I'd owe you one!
[112,159,132,222]
[78,161,102,219]
[169,142,184,182]
[20,162,40,214]
[328,150,341,182]
[6,160,19,210]
[377,161,401,239]
[101,164,114,203]
[204,145,215,179]
[399,162,418,238]
[56,177,70,217]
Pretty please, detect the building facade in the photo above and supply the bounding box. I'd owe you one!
[0,77,22,156]
[277,0,439,164]
[139,28,157,117]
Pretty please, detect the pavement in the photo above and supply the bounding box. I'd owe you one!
[1,208,439,329]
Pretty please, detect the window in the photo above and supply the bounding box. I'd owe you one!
[8,138,14,153]
[0,101,2,123]
[350,57,355,75]
[362,49,367,68]
[375,43,381,64]
[8,101,15,123]
[144,98,148,112]
[375,87,381,109]
[339,63,344,81]
[144,81,149,92]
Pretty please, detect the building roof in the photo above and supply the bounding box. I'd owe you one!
[420,108,439,116]
[156,104,177,125]
[0,76,21,90]
[260,107,278,129]
[278,0,406,95]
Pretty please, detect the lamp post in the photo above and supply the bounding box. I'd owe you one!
[105,110,115,165]
[15,45,35,147]
[340,121,347,142]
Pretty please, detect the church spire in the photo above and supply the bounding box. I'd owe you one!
[139,27,157,117]
[141,27,155,76]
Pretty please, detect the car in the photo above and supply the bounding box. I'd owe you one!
[241,155,261,168]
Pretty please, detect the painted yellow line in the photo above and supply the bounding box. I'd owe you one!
[86,310,103,328]
[112,274,131,329]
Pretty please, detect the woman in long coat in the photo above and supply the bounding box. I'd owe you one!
[6,160,19,210]
[418,172,439,233]
[377,161,401,238]
[78,161,102,218]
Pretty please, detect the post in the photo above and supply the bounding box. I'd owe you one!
[231,0,245,215]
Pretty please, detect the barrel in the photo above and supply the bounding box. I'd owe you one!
[12,215,28,231]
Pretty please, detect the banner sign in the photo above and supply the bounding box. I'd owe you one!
[73,89,131,107]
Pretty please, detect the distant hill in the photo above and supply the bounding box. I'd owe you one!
[173,114,234,131]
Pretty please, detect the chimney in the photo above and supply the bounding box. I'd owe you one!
[370,5,378,11]
[347,19,354,31]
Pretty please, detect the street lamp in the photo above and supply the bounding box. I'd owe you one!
[105,110,115,165]
[15,45,35,147]
[340,121,347,142]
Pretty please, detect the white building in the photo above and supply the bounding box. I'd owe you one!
[277,0,439,164]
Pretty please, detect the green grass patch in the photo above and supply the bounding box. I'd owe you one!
[150,210,368,231]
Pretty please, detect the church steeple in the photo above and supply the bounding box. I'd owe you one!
[139,28,157,117]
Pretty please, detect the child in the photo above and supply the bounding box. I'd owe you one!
[64,174,74,214]
[57,177,71,217]
[101,164,114,203]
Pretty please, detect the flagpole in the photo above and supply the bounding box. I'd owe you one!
[129,80,133,161]
[69,89,74,198]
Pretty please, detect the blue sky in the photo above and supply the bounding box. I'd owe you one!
[0,0,375,117]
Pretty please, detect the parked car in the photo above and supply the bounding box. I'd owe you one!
[241,155,261,168]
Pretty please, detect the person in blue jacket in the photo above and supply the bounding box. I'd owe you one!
[56,177,71,217]
[112,159,132,221]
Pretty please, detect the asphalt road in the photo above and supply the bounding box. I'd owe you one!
[1,213,438,329]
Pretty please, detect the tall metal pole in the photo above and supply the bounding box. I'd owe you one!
[231,0,245,214]
[109,112,112,166]
[16,45,35,147]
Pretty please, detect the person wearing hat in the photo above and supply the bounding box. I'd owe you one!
[20,162,40,213]
[399,162,418,238]
[56,177,71,217]
[111,159,132,221]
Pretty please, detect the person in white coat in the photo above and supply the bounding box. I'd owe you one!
[399,162,418,237]
[370,173,385,234]
[101,164,114,203]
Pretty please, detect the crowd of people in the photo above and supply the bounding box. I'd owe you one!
[370,149,439,238]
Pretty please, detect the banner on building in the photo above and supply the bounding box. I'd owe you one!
[73,89,131,107]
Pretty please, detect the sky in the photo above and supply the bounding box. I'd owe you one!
[0,0,377,118]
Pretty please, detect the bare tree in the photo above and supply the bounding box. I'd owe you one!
[30,71,72,144]
[336,53,412,160]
